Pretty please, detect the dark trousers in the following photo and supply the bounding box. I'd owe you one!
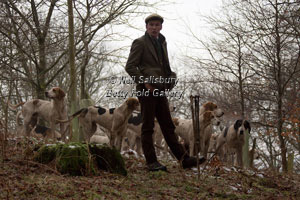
[138,95,188,164]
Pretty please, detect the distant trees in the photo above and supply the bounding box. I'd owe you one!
[184,0,300,172]
[0,0,160,131]
[0,0,156,98]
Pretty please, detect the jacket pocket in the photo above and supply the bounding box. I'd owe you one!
[140,67,164,90]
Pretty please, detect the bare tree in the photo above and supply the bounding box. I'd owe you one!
[183,0,300,171]
[0,0,162,134]
[183,4,256,167]
[233,0,300,172]
[0,0,160,98]
[67,0,79,142]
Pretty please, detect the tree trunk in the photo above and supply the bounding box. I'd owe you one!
[36,39,47,99]
[237,34,249,168]
[287,153,294,173]
[68,0,79,142]
[275,0,287,172]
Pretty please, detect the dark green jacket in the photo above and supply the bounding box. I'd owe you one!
[125,32,176,91]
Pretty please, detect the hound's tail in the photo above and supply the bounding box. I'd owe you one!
[7,100,25,110]
[56,108,88,123]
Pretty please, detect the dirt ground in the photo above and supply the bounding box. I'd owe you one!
[1,140,300,200]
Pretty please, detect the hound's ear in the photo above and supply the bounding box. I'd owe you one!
[57,88,66,99]
[125,99,130,106]
[172,118,179,126]
[127,98,138,110]
[234,119,242,131]
[204,102,217,111]
[244,120,251,133]
[204,111,213,123]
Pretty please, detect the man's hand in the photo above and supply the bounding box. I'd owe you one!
[145,83,155,92]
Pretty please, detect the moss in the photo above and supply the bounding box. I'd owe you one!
[89,144,127,176]
[56,143,94,176]
[33,143,126,176]
[34,144,58,164]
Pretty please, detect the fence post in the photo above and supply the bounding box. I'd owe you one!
[190,95,200,178]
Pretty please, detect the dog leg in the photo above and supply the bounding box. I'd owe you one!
[59,122,67,142]
[85,128,96,143]
[215,138,226,162]
[204,132,213,159]
[80,118,96,143]
[203,140,209,159]
[114,132,120,151]
[23,117,34,138]
[127,132,137,151]
[200,134,206,157]
[236,147,243,167]
[49,122,57,143]
[118,134,124,151]
[115,129,126,151]
[109,131,115,148]
[189,140,194,157]
[135,136,142,155]
[24,124,31,138]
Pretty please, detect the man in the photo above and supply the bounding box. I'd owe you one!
[125,14,205,171]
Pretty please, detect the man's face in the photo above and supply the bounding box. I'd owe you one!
[146,20,162,38]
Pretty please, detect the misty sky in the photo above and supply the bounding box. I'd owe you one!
[115,0,223,75]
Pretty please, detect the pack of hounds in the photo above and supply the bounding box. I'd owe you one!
[9,87,252,168]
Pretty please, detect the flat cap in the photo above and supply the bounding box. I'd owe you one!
[145,14,164,24]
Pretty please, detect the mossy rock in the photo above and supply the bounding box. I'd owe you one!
[89,144,127,176]
[33,143,127,176]
[56,143,94,176]
[34,144,58,164]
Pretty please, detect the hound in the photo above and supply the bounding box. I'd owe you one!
[125,112,163,156]
[31,124,61,140]
[215,119,251,167]
[174,110,221,157]
[9,87,68,142]
[126,113,143,155]
[173,102,224,158]
[125,104,176,156]
[90,135,110,145]
[199,102,224,117]
[199,102,224,158]
[58,98,139,151]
